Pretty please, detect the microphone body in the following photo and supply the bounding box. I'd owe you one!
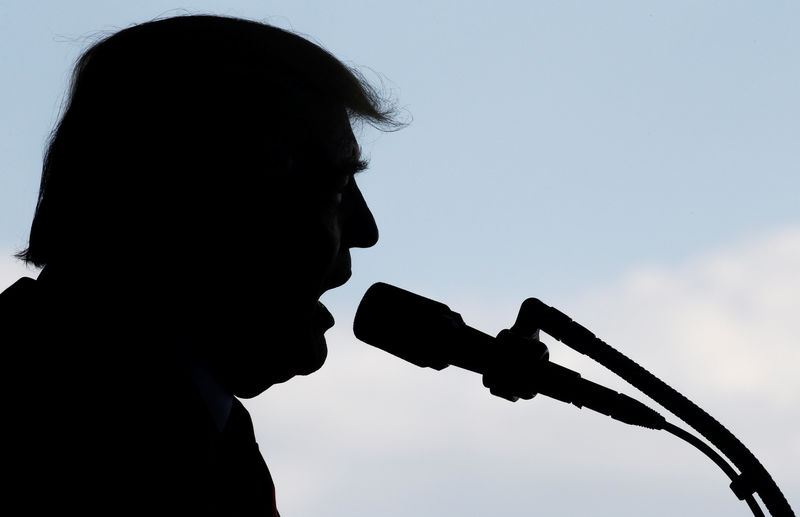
[354,282,665,429]
[354,282,490,373]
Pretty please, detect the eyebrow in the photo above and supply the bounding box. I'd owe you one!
[351,158,370,174]
[340,143,369,175]
[295,142,369,178]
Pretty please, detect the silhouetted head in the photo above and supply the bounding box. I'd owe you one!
[19,15,401,397]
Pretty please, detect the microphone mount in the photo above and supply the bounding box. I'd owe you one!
[354,282,795,517]
[354,282,666,429]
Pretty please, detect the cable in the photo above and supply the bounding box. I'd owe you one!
[663,421,764,517]
[513,298,795,516]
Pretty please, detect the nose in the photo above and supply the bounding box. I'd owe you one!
[346,180,379,249]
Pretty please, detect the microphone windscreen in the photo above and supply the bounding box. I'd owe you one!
[353,282,461,370]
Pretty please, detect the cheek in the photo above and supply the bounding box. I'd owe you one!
[253,189,344,290]
[268,213,341,292]
[295,200,344,254]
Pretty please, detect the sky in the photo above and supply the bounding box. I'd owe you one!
[1,1,798,515]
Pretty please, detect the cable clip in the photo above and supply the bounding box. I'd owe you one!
[729,470,758,501]
[482,327,549,402]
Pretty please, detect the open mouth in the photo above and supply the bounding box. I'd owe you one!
[322,268,352,294]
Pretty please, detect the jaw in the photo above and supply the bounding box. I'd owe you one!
[207,322,330,398]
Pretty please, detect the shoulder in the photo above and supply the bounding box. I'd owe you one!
[0,276,38,337]
[0,276,37,306]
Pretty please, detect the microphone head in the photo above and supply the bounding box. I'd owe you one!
[353,282,463,370]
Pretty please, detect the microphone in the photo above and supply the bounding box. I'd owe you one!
[354,282,666,430]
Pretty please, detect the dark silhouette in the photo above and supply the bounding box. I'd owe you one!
[0,15,399,514]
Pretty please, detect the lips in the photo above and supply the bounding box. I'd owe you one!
[315,254,352,329]
[320,253,352,294]
[315,269,350,330]
[324,269,352,292]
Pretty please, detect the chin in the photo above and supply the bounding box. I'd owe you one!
[229,336,329,398]
[279,334,329,381]
[295,340,329,376]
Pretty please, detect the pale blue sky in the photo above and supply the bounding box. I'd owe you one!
[1,2,797,515]
[2,1,798,299]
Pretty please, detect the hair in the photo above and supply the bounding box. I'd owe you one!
[17,15,402,268]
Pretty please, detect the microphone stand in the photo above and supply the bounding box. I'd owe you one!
[353,282,793,516]
[495,298,794,517]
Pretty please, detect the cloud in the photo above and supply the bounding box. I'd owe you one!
[244,225,800,516]
[568,225,800,409]
[3,227,795,515]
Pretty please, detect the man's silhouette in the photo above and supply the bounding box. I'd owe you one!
[0,15,399,514]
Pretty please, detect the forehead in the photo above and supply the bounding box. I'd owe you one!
[293,104,360,170]
[313,105,357,155]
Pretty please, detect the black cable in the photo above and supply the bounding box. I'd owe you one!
[575,335,792,516]
[663,421,765,517]
[513,299,795,516]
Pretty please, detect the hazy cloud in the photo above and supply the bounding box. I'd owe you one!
[246,225,800,516]
[569,225,800,409]
[2,226,796,515]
